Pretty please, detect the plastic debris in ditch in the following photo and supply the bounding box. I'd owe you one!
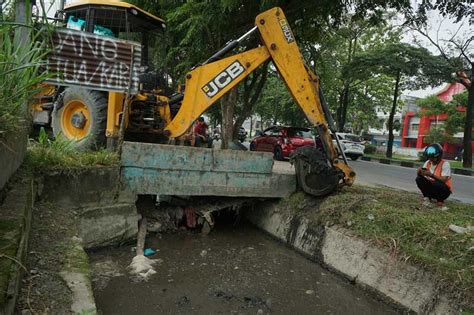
[128,217,161,281]
[128,255,160,281]
[185,206,197,228]
[144,248,156,256]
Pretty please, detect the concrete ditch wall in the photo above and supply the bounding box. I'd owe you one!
[38,166,138,249]
[1,167,140,314]
[0,127,28,191]
[0,178,35,315]
[29,166,139,314]
[245,201,462,314]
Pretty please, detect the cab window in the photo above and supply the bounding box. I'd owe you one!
[271,128,282,136]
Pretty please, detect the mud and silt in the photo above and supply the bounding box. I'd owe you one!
[90,223,399,314]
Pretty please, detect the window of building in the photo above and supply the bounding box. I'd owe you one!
[430,121,444,128]
[410,124,419,131]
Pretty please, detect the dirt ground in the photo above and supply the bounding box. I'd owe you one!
[15,202,78,314]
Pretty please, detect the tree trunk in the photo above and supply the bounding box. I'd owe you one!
[220,88,237,149]
[232,64,268,139]
[338,85,350,131]
[249,116,253,138]
[337,36,357,132]
[462,66,473,168]
[336,91,343,130]
[272,97,279,126]
[386,70,401,158]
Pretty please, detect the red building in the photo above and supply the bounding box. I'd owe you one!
[401,82,473,158]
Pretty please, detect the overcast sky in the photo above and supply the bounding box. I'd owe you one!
[40,0,472,98]
[401,1,473,98]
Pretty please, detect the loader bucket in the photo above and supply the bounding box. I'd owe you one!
[291,146,341,196]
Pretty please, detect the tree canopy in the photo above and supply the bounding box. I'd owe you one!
[348,42,453,157]
[130,0,472,147]
[417,92,470,144]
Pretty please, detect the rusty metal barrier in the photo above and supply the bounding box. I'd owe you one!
[45,28,142,94]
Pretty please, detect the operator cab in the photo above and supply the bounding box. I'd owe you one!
[63,0,165,69]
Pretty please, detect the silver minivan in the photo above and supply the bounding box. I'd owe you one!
[334,133,365,161]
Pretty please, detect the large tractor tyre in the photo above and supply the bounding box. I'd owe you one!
[52,87,108,150]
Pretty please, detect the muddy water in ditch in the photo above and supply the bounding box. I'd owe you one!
[90,223,399,315]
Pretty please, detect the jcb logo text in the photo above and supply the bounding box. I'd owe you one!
[279,19,294,43]
[202,61,245,98]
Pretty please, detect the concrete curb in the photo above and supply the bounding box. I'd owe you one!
[244,202,466,314]
[363,156,473,176]
[61,240,97,314]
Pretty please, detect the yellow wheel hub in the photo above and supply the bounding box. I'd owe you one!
[60,100,91,140]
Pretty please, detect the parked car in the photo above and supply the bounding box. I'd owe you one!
[249,126,315,160]
[333,132,365,161]
[212,127,221,141]
[238,127,247,142]
[454,149,463,162]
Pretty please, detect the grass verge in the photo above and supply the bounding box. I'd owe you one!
[366,153,470,169]
[25,145,118,171]
[366,152,419,162]
[287,185,473,300]
[24,129,118,171]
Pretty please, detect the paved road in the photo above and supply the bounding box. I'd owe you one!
[350,160,474,204]
[273,159,474,204]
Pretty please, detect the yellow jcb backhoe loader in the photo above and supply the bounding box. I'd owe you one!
[32,1,355,196]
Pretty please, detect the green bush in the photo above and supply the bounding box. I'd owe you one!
[364,144,376,154]
[0,23,51,134]
[418,151,427,161]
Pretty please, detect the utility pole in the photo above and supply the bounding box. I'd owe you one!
[14,0,31,48]
[14,0,32,117]
[59,0,65,12]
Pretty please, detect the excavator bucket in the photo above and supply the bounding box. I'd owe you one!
[290,146,341,197]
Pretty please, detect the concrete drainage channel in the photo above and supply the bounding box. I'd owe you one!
[0,167,466,314]
[245,203,462,314]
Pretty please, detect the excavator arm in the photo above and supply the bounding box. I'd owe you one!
[164,7,355,195]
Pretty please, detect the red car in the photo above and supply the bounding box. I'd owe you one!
[249,126,315,160]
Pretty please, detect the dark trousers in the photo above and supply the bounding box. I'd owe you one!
[415,175,451,202]
[195,135,213,148]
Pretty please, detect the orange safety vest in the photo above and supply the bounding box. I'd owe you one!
[426,160,453,191]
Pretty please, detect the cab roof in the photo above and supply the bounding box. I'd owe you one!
[65,0,165,28]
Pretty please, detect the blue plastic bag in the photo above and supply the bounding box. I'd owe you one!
[144,248,156,256]
[93,25,115,38]
[67,16,85,31]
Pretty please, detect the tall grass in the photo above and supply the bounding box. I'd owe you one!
[0,22,51,134]
[25,128,118,171]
